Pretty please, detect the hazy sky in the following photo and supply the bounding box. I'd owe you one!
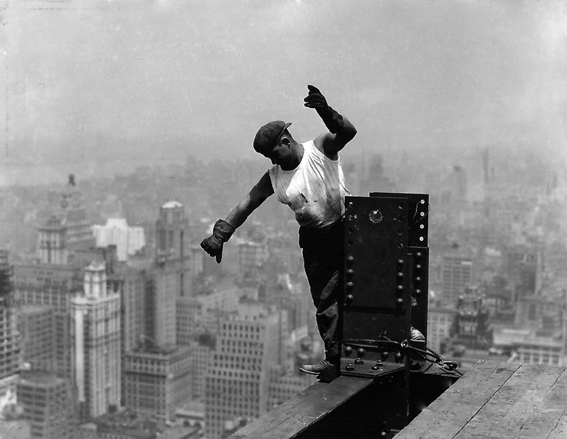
[1,0,566,185]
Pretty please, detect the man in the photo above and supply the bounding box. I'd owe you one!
[201,85,357,374]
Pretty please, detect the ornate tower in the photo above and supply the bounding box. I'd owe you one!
[37,175,96,265]
[71,261,121,418]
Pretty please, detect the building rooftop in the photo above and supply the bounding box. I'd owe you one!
[18,371,64,386]
[162,201,183,209]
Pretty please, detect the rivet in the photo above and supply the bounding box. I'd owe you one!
[371,361,383,371]
[346,269,354,277]
[354,357,364,365]
[344,345,353,356]
[396,298,404,306]
[346,364,355,371]
[415,289,422,296]
[357,348,366,357]
[346,282,354,290]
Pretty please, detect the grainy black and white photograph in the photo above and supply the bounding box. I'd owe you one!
[0,1,566,438]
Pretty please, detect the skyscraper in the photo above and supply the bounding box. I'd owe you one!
[38,175,96,265]
[147,201,192,347]
[15,177,97,377]
[17,371,75,439]
[18,305,56,372]
[93,218,146,262]
[0,250,20,404]
[15,263,81,377]
[205,301,293,439]
[122,344,193,423]
[441,250,473,304]
[71,261,121,418]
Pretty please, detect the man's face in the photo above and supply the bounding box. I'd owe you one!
[262,138,293,168]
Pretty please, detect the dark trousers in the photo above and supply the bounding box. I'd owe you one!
[299,218,343,360]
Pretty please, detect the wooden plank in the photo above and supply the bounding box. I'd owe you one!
[455,364,565,439]
[399,361,567,439]
[396,360,520,439]
[546,411,567,439]
[518,366,567,439]
[230,375,373,439]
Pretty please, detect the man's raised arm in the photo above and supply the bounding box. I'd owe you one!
[200,172,274,263]
[304,85,357,159]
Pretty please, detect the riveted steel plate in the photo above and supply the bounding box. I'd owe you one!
[343,196,409,310]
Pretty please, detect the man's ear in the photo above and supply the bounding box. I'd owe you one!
[281,137,291,147]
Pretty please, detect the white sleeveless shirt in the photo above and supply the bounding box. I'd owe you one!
[268,140,350,228]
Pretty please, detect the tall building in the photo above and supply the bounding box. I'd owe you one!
[38,175,96,265]
[17,371,75,439]
[176,296,204,346]
[18,305,57,372]
[222,240,269,279]
[147,202,192,347]
[120,264,149,355]
[15,263,80,377]
[118,261,151,405]
[0,250,20,402]
[441,250,473,304]
[93,218,146,262]
[15,177,97,377]
[453,292,492,350]
[155,201,190,268]
[122,345,193,423]
[191,338,214,401]
[426,305,457,354]
[440,165,468,205]
[205,301,293,439]
[71,261,121,418]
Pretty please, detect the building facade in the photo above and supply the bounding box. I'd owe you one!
[17,371,75,439]
[441,251,473,304]
[18,305,57,372]
[122,345,193,423]
[71,262,121,418]
[0,250,20,403]
[93,218,146,262]
[205,302,291,439]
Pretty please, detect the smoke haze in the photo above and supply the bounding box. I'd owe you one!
[1,0,566,185]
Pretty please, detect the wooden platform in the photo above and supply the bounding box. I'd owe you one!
[230,375,375,439]
[396,360,567,439]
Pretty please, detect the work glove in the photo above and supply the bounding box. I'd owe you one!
[303,85,344,134]
[200,219,235,263]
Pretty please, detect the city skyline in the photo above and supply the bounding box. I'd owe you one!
[1,159,567,437]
